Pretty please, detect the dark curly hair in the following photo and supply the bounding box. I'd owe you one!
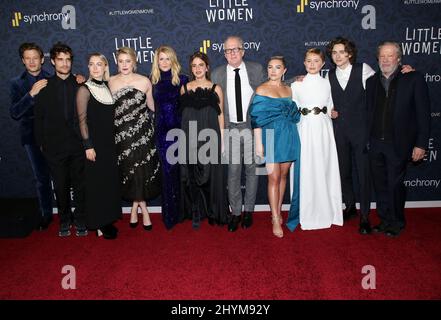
[50,42,73,61]
[326,37,357,65]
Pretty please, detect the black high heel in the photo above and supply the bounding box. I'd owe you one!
[129,211,139,228]
[129,221,139,228]
[142,211,152,231]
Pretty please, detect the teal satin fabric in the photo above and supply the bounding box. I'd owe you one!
[250,94,301,231]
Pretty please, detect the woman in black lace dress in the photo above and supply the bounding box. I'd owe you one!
[179,52,229,229]
[109,47,160,231]
[76,53,121,239]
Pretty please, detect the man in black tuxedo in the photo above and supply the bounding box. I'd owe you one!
[34,42,87,237]
[366,41,430,237]
[9,43,53,230]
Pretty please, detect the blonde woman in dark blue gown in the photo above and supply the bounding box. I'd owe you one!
[250,56,301,238]
[151,46,188,230]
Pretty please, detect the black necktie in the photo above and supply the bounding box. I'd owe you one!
[234,68,243,122]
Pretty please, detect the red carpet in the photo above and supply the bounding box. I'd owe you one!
[0,208,440,300]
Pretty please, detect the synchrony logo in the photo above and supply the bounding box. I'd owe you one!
[297,0,309,13]
[209,40,261,53]
[296,0,360,13]
[11,12,22,27]
[200,40,211,54]
[11,5,76,29]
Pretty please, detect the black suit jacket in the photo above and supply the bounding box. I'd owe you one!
[366,70,430,159]
[34,74,82,153]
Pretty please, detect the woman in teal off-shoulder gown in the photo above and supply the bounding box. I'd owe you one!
[250,56,301,237]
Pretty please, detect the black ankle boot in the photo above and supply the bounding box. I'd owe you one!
[99,224,118,239]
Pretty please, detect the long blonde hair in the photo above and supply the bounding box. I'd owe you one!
[151,45,182,86]
[88,53,110,81]
[116,46,137,72]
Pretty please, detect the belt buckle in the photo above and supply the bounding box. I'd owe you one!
[312,106,327,115]
[300,108,310,116]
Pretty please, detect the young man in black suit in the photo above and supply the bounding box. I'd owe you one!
[326,38,376,235]
[34,42,87,237]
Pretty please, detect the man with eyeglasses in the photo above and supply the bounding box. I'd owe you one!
[212,36,265,232]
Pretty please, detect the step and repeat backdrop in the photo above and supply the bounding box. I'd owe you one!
[0,0,440,206]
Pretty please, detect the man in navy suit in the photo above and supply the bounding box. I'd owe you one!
[9,43,53,230]
[366,41,430,237]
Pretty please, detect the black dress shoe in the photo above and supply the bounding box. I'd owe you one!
[343,206,357,221]
[97,223,118,239]
[143,223,152,231]
[107,224,118,233]
[191,211,201,230]
[385,225,403,238]
[358,216,372,235]
[38,216,53,231]
[96,230,117,239]
[208,217,216,226]
[372,221,389,233]
[228,215,241,232]
[241,212,253,229]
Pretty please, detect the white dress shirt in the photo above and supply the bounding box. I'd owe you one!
[326,63,375,90]
[226,62,254,123]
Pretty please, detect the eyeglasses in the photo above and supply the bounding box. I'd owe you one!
[224,47,243,55]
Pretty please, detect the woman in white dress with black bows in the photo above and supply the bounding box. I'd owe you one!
[291,48,343,230]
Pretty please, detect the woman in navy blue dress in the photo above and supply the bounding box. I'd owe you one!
[151,46,188,229]
[250,56,301,238]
